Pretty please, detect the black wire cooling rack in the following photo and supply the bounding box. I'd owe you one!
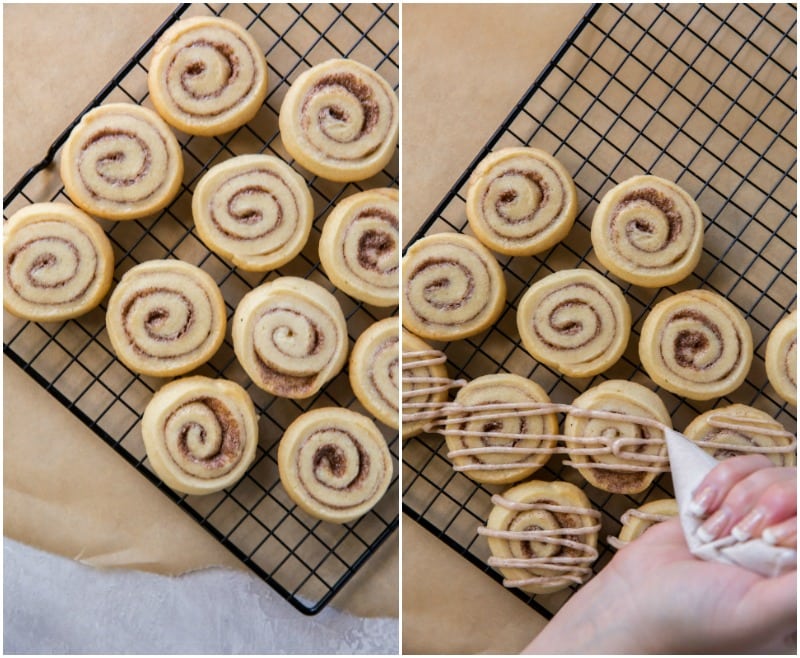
[4,3,399,616]
[403,3,797,620]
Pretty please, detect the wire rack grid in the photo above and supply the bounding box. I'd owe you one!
[402,2,796,619]
[4,2,399,616]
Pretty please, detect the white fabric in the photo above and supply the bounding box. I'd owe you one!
[665,427,796,578]
[3,538,398,654]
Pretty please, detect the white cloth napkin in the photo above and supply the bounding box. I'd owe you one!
[665,427,796,578]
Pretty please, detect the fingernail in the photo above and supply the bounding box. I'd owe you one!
[689,486,716,517]
[697,508,730,543]
[763,524,795,546]
[731,508,765,541]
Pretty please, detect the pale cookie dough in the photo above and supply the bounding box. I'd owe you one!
[765,310,797,406]
[349,317,400,429]
[401,330,452,439]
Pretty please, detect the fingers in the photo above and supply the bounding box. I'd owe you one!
[689,454,774,517]
[763,517,797,549]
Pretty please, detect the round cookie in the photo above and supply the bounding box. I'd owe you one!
[479,480,600,594]
[402,232,506,341]
[192,154,314,272]
[592,175,704,287]
[563,380,672,494]
[106,259,226,377]
[765,310,797,406]
[3,203,114,322]
[232,277,348,399]
[609,498,679,549]
[142,376,259,495]
[401,330,452,439]
[683,404,795,467]
[639,289,753,401]
[148,16,268,136]
[60,103,184,220]
[349,317,399,428]
[465,147,578,256]
[319,188,399,306]
[278,407,393,523]
[279,58,398,182]
[442,373,558,485]
[516,268,631,378]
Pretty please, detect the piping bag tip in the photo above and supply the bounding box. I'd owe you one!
[664,427,796,578]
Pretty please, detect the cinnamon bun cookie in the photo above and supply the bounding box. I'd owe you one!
[608,498,678,549]
[639,290,753,401]
[479,480,601,594]
[278,407,393,523]
[319,188,399,306]
[3,203,114,322]
[142,376,258,495]
[402,233,506,341]
[765,310,797,406]
[192,154,313,272]
[591,175,704,287]
[105,259,226,377]
[279,59,398,182]
[148,16,268,136]
[439,374,558,485]
[563,380,671,494]
[349,317,399,428]
[232,277,348,399]
[60,103,184,220]
[516,269,631,378]
[683,404,796,466]
[465,147,578,256]
[401,331,455,438]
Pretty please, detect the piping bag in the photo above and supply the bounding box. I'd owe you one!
[664,427,796,577]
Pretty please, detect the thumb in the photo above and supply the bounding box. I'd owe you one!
[732,570,797,651]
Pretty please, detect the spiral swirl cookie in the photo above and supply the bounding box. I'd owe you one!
[401,331,457,439]
[563,380,672,494]
[349,318,399,428]
[319,188,399,306]
[591,175,704,287]
[106,259,226,377]
[3,203,114,322]
[608,498,678,550]
[765,310,797,406]
[479,480,601,594]
[60,103,184,220]
[278,59,398,182]
[142,376,258,495]
[278,407,393,523]
[683,404,796,467]
[639,289,753,401]
[402,233,506,341]
[465,147,578,256]
[147,16,268,136]
[517,269,631,378]
[437,374,558,485]
[232,277,348,399]
[192,154,314,272]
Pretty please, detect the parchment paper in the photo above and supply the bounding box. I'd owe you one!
[3,3,397,620]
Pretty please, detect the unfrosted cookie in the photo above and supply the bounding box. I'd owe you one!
[765,310,797,406]
[319,188,399,306]
[232,277,348,399]
[60,103,184,220]
[592,175,704,287]
[563,380,671,494]
[192,154,313,271]
[402,233,506,341]
[683,404,796,467]
[401,331,452,439]
[443,373,558,485]
[349,317,399,428]
[142,376,259,495]
[279,59,398,182]
[148,16,268,136]
[106,259,226,377]
[516,268,631,378]
[479,480,600,594]
[278,407,393,523]
[3,203,114,322]
[465,147,578,256]
[639,289,753,400]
